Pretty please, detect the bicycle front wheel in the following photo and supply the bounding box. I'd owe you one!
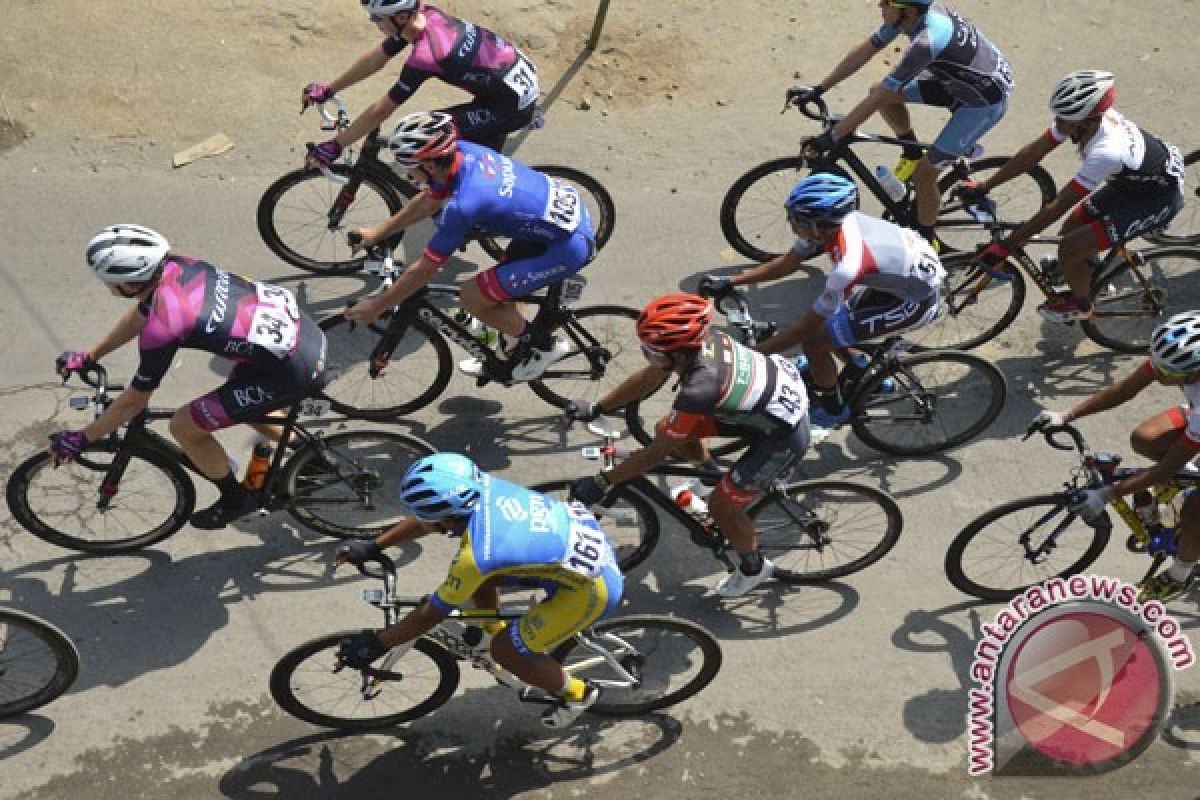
[552,615,722,715]
[283,431,436,539]
[851,351,1006,456]
[1145,148,1200,245]
[318,311,452,419]
[478,166,616,261]
[945,494,1112,601]
[528,305,641,410]
[899,252,1027,351]
[720,156,807,262]
[0,609,80,718]
[270,632,459,729]
[257,166,406,275]
[935,157,1057,253]
[528,480,661,573]
[1082,246,1200,353]
[748,480,903,581]
[6,440,195,554]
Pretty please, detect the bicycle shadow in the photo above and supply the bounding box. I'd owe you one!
[416,405,579,469]
[0,715,56,760]
[218,713,684,799]
[1162,696,1200,751]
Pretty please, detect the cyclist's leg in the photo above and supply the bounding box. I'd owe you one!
[438,101,534,154]
[922,97,1007,231]
[1130,408,1186,462]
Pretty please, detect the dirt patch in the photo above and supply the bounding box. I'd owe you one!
[0,118,29,154]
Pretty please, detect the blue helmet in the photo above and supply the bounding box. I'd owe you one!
[785,172,859,224]
[399,453,484,521]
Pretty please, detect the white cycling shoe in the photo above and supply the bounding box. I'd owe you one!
[509,337,570,382]
[541,683,600,728]
[714,557,775,597]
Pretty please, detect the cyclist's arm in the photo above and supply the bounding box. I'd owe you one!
[353,251,441,315]
[832,82,903,141]
[332,95,399,149]
[814,38,879,93]
[374,517,442,549]
[1062,365,1154,423]
[997,182,1086,252]
[327,43,393,95]
[593,364,673,415]
[88,304,149,360]
[81,386,152,442]
[729,247,812,287]
[1110,437,1200,499]
[377,598,450,649]
[976,134,1057,194]
[368,189,446,241]
[755,308,825,355]
[600,421,677,487]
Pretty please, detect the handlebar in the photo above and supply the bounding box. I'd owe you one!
[1024,421,1088,454]
[312,95,350,132]
[783,84,831,125]
[698,284,778,346]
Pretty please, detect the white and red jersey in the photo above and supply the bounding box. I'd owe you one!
[1046,110,1184,196]
[1140,360,1200,448]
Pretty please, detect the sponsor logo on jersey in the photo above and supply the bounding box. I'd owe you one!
[232,385,274,408]
[498,155,518,198]
[205,269,231,334]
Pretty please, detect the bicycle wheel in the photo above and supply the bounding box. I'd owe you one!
[527,305,641,410]
[850,351,1006,456]
[6,440,195,554]
[478,166,616,261]
[318,311,452,420]
[283,431,436,539]
[935,157,1057,253]
[270,632,459,729]
[945,494,1112,601]
[1145,148,1200,245]
[1082,246,1200,353]
[257,166,405,275]
[720,156,807,262]
[551,615,722,715]
[898,252,1027,351]
[528,480,661,573]
[0,609,80,718]
[748,480,903,581]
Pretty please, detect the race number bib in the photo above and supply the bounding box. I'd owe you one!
[502,56,539,110]
[249,282,300,358]
[562,521,608,578]
[541,179,583,233]
[764,357,808,427]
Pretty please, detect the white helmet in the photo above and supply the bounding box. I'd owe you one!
[387,111,458,165]
[1150,311,1200,375]
[1048,70,1116,122]
[85,224,169,284]
[361,0,418,16]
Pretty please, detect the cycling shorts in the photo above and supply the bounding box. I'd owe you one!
[826,287,940,348]
[716,421,811,506]
[1072,183,1185,250]
[476,219,596,303]
[902,81,1007,166]
[508,562,623,657]
[439,101,536,153]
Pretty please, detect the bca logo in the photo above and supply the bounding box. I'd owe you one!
[496,496,527,522]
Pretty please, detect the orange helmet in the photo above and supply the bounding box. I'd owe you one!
[636,293,714,352]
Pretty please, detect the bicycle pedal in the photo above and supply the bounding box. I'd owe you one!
[517,686,557,706]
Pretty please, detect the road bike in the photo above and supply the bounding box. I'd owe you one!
[5,365,435,553]
[0,608,79,718]
[318,244,642,419]
[624,287,1007,458]
[530,424,903,581]
[1146,146,1200,245]
[720,87,1056,262]
[270,552,722,730]
[945,422,1199,601]
[258,97,616,274]
[898,220,1200,354]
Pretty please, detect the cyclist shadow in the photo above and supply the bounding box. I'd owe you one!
[679,264,826,299]
[417,407,579,469]
[218,713,684,799]
[1162,698,1200,751]
[0,715,56,760]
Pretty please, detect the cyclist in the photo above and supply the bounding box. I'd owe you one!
[794,0,1012,246]
[334,453,623,728]
[965,70,1185,323]
[701,173,944,439]
[50,225,328,530]
[1033,311,1200,602]
[346,111,596,382]
[566,293,811,597]
[303,1,539,169]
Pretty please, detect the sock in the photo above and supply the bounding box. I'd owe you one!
[215,471,243,498]
[1075,297,1093,313]
[521,322,555,351]
[815,387,842,415]
[561,675,588,702]
[916,224,936,245]
[739,550,764,576]
[698,457,722,487]
[897,130,923,162]
[1167,560,1196,582]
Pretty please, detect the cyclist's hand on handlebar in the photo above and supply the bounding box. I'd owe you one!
[345,295,388,325]
[697,275,732,298]
[347,227,381,252]
[570,474,610,505]
[1029,410,1068,434]
[305,138,343,170]
[334,539,382,567]
[337,631,388,669]
[301,81,333,111]
[973,242,1014,281]
[47,430,88,466]
[563,400,602,424]
[1069,487,1112,525]
[786,84,825,108]
[954,179,990,206]
[802,130,838,159]
[55,350,94,380]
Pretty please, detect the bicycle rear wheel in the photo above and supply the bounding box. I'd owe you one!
[850,351,1006,456]
[270,632,459,729]
[720,156,807,262]
[551,615,722,715]
[257,165,406,274]
[527,305,642,410]
[748,480,903,581]
[945,494,1111,601]
[935,157,1057,253]
[478,166,616,261]
[1145,148,1200,245]
[1082,246,1200,353]
[0,609,80,718]
[5,440,195,554]
[318,311,452,420]
[528,480,661,573]
[898,252,1027,351]
[283,431,436,539]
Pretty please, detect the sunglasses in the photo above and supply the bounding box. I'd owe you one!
[1154,363,1194,382]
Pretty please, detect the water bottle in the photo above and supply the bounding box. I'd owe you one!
[242,440,273,490]
[671,480,710,522]
[875,165,907,203]
[457,311,498,348]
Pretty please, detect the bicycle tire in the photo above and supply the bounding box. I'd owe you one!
[318,311,452,420]
[527,305,642,410]
[282,430,437,540]
[850,350,1006,457]
[898,251,1027,352]
[270,631,459,729]
[257,165,405,275]
[720,156,807,262]
[6,440,195,554]
[747,480,903,582]
[527,480,661,573]
[478,166,617,261]
[0,609,80,718]
[935,157,1057,253]
[945,494,1112,601]
[1145,148,1200,245]
[1081,246,1200,353]
[551,615,722,715]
